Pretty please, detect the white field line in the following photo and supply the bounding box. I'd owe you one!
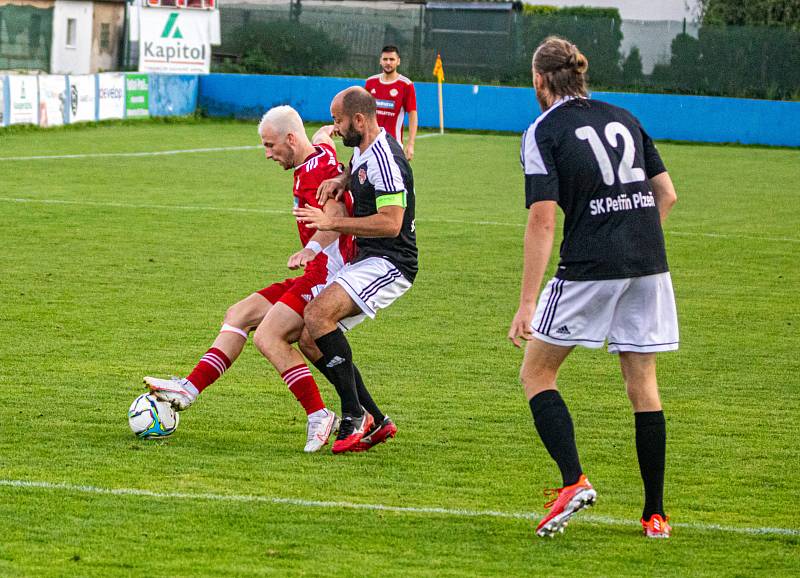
[0,145,262,162]
[0,134,442,162]
[1,196,797,244]
[1,479,797,537]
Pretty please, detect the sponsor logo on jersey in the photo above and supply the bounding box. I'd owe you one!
[375,99,395,111]
[589,191,656,216]
[358,168,367,185]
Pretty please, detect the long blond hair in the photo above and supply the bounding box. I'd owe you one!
[533,36,589,99]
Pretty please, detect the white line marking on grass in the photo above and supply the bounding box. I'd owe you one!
[0,135,441,162]
[1,197,797,244]
[0,197,287,215]
[1,479,798,537]
[0,145,261,161]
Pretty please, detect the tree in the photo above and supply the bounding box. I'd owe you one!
[621,46,643,87]
[698,0,800,30]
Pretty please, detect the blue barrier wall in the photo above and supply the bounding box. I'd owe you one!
[149,74,199,117]
[198,73,800,147]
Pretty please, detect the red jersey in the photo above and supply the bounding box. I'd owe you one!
[293,143,355,279]
[365,74,417,144]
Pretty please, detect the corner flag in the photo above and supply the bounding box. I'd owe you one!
[433,53,445,134]
[433,53,445,82]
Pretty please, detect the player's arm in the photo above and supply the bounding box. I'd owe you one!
[639,122,675,224]
[311,125,336,148]
[404,85,418,161]
[404,110,418,161]
[650,172,677,224]
[287,199,347,270]
[508,201,557,347]
[294,201,403,238]
[317,165,350,203]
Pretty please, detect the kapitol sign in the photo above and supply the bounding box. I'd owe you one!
[139,9,211,74]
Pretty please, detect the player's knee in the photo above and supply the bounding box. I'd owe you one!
[223,303,248,328]
[519,364,556,392]
[252,325,274,356]
[298,328,319,359]
[303,300,324,334]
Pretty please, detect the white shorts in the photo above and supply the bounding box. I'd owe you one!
[333,256,412,331]
[531,272,679,353]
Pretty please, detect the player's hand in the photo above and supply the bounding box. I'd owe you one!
[293,205,334,231]
[287,248,317,270]
[318,125,336,138]
[317,177,346,204]
[508,306,535,348]
[404,142,415,161]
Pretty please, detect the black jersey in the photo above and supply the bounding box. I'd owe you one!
[348,130,418,282]
[521,97,669,281]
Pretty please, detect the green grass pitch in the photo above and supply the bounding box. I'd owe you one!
[0,120,798,576]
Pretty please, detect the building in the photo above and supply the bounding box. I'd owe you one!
[0,0,125,74]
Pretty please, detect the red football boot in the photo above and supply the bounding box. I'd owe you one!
[535,474,597,537]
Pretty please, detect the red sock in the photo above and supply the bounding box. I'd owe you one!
[186,347,232,393]
[282,364,325,415]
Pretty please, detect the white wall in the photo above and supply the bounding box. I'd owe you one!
[51,0,94,74]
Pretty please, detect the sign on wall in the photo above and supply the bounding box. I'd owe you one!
[8,75,39,125]
[125,74,149,117]
[68,75,97,123]
[39,75,67,127]
[139,9,211,74]
[98,73,125,120]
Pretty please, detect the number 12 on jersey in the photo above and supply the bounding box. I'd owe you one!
[575,122,645,186]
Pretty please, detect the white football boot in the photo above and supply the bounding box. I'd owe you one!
[143,376,197,411]
[304,409,340,453]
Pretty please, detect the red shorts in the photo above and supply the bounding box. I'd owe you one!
[257,271,326,317]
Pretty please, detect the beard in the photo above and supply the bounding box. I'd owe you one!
[341,125,363,147]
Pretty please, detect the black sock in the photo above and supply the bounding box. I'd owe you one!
[529,390,583,487]
[314,329,361,416]
[635,411,666,519]
[353,366,385,424]
[311,359,384,422]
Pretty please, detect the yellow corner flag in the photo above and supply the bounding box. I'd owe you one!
[433,53,445,82]
[433,53,445,134]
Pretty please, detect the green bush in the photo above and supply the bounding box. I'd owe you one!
[516,8,623,88]
[650,24,800,99]
[214,19,346,76]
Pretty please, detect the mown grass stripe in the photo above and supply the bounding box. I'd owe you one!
[1,196,798,244]
[2,479,797,537]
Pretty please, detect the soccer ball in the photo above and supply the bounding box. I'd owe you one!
[128,393,179,438]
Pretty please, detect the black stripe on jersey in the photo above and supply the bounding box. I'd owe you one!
[520,128,528,169]
[358,267,397,299]
[373,141,398,192]
[546,280,565,334]
[361,269,403,303]
[538,279,564,334]
[536,281,559,333]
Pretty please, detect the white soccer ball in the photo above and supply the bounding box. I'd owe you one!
[128,393,179,438]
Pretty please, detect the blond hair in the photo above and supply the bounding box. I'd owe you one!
[257,105,304,137]
[533,36,589,99]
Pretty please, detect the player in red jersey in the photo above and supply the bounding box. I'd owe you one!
[144,106,355,453]
[365,45,418,160]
